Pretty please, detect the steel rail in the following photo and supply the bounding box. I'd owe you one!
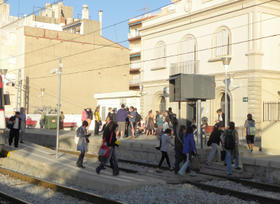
[0,167,125,204]
[0,189,30,204]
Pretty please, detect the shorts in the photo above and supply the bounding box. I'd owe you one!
[246,135,255,144]
[118,122,126,132]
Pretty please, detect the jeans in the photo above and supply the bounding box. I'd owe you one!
[225,149,232,175]
[207,143,220,164]
[235,154,239,168]
[178,153,190,175]
[76,150,85,166]
[97,147,119,175]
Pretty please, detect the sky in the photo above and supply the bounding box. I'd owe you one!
[7,0,171,47]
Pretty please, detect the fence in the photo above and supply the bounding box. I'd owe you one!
[263,102,280,121]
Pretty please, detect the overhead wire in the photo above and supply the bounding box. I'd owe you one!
[4,0,277,75]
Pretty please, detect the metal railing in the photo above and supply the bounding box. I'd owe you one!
[263,102,280,121]
[130,61,141,69]
[170,60,199,76]
[130,47,141,54]
[129,79,141,85]
[128,30,141,39]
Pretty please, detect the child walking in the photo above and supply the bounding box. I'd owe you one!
[158,128,173,170]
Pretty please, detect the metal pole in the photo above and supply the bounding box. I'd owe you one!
[56,59,62,159]
[224,64,228,128]
[197,100,202,149]
[178,101,181,124]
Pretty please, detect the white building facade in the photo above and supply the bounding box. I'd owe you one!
[140,0,280,154]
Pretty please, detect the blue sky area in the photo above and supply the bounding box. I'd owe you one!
[7,0,171,47]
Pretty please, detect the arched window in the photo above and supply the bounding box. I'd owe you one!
[154,41,166,69]
[214,27,231,57]
[179,35,197,73]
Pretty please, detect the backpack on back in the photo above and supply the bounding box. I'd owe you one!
[247,120,256,136]
[224,130,235,150]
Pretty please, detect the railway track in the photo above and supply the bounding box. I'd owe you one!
[0,189,30,204]
[0,167,125,204]
[117,159,280,204]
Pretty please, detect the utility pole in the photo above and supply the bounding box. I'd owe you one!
[16,69,22,111]
[51,59,62,159]
[56,59,62,159]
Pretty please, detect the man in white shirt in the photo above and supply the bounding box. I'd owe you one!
[8,112,21,148]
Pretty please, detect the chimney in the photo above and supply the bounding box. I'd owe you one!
[99,10,103,36]
[82,4,89,19]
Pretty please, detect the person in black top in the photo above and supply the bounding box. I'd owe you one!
[8,112,21,148]
[206,123,222,165]
[96,121,119,176]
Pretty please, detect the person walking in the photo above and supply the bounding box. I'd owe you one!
[96,121,119,176]
[174,125,186,174]
[94,106,101,136]
[19,107,26,143]
[156,111,164,137]
[158,128,173,170]
[216,108,225,128]
[206,123,222,165]
[128,106,136,138]
[178,121,197,176]
[232,122,241,170]
[8,112,21,148]
[76,121,91,168]
[116,104,128,139]
[145,110,154,136]
[40,110,46,129]
[244,113,256,152]
[221,121,236,176]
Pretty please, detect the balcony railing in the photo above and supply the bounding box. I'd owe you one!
[130,47,141,54]
[128,30,141,39]
[170,60,199,76]
[129,79,141,85]
[130,61,141,70]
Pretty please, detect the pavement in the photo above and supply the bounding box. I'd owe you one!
[0,141,164,192]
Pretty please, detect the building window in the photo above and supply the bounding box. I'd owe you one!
[181,36,196,61]
[213,27,231,57]
[154,41,166,69]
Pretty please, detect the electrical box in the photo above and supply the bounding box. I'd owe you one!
[169,74,215,102]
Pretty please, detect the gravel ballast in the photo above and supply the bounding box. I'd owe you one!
[0,174,91,204]
[203,180,280,200]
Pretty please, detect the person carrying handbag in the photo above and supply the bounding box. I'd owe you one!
[76,121,91,168]
[178,121,197,176]
[96,120,119,176]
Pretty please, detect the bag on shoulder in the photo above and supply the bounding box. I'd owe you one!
[224,130,235,150]
[7,118,14,129]
[248,120,256,135]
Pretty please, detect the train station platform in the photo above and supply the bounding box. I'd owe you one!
[5,129,280,184]
[0,142,164,192]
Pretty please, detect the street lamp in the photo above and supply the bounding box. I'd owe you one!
[50,59,63,159]
[222,56,231,128]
